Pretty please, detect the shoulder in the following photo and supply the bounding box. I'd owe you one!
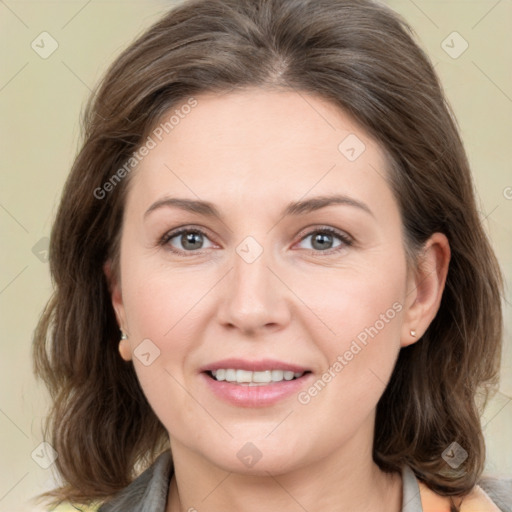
[418,477,511,512]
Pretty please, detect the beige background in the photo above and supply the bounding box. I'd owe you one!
[0,1,510,510]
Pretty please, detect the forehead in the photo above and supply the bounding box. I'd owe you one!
[126,88,392,210]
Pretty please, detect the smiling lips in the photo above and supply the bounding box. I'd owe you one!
[200,358,313,407]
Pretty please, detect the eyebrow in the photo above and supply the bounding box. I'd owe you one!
[143,194,374,220]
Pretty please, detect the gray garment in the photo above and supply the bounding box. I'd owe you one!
[98,450,510,512]
[98,451,171,512]
[402,464,424,512]
[479,476,512,512]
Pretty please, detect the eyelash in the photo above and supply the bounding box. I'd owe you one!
[159,226,353,257]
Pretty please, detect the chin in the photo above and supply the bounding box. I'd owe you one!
[202,437,309,476]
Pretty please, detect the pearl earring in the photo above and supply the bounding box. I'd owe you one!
[410,330,417,337]
[118,331,131,361]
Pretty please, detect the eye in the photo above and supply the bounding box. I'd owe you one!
[295,227,352,254]
[160,228,215,254]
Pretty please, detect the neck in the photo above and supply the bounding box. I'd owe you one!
[166,433,402,512]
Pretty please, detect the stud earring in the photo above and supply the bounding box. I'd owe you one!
[410,330,417,337]
[120,330,128,340]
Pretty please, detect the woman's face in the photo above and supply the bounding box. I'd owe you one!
[110,88,424,475]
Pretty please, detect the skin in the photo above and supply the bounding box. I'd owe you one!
[105,88,450,512]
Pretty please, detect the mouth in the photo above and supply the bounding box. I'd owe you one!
[204,369,312,386]
[199,358,314,407]
[200,364,314,407]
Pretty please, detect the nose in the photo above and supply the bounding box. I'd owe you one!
[215,242,292,335]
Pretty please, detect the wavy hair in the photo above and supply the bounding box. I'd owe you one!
[32,0,503,509]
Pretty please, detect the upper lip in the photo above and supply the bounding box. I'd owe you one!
[200,358,310,373]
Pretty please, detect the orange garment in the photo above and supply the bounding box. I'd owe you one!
[418,480,502,512]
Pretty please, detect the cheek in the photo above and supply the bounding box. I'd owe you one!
[122,254,208,339]
[302,263,405,408]
[120,257,219,414]
[302,258,405,347]
[120,263,205,428]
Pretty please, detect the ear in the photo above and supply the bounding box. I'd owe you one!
[104,259,132,361]
[401,232,451,348]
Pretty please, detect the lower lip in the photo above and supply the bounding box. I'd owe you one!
[201,372,313,408]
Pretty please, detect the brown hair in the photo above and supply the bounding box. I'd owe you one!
[32,0,503,509]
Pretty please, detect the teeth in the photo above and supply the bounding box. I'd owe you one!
[271,370,284,381]
[210,369,305,384]
[252,370,272,383]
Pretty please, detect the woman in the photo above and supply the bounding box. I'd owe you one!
[32,0,511,511]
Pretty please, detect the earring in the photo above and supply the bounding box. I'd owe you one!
[118,330,131,361]
[410,330,417,337]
